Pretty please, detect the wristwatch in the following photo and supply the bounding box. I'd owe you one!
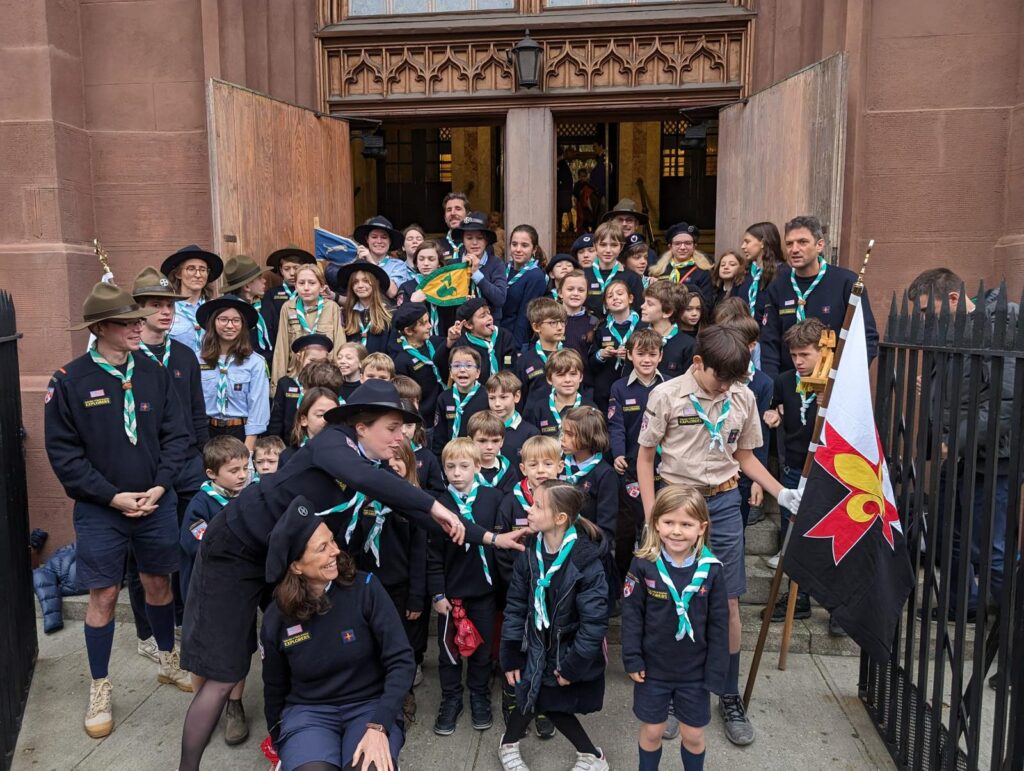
[366,722,388,736]
[432,593,446,604]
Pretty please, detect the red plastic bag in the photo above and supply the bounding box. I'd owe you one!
[261,735,280,769]
[452,599,484,657]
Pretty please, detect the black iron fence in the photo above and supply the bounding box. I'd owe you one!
[863,283,1023,770]
[0,292,35,769]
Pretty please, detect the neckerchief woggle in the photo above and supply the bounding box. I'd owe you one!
[363,500,392,566]
[563,452,602,484]
[534,524,577,630]
[748,262,763,317]
[655,545,721,640]
[139,341,170,368]
[90,346,137,444]
[200,480,231,507]
[796,373,816,426]
[477,455,510,488]
[464,330,499,374]
[451,381,481,437]
[296,295,325,334]
[790,256,827,321]
[282,282,296,301]
[688,392,731,452]
[535,340,562,365]
[507,258,537,286]
[251,297,270,349]
[606,312,639,369]
[447,483,491,585]
[176,299,203,350]
[400,336,443,386]
[549,388,581,430]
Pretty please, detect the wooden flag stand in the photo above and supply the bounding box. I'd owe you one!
[744,240,875,707]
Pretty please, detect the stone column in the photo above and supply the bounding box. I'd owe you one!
[504,107,555,257]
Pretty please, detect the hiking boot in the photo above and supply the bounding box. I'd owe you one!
[762,591,811,622]
[471,692,493,730]
[223,699,249,745]
[84,677,113,738]
[136,636,159,663]
[534,713,555,739]
[403,691,417,724]
[571,748,609,770]
[157,649,193,692]
[720,694,755,745]
[828,614,848,637]
[662,713,679,739]
[413,664,423,688]
[433,696,463,735]
[498,741,530,770]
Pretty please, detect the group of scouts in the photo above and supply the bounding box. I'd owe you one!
[44,189,879,771]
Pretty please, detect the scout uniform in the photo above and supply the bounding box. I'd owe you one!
[637,368,763,600]
[564,308,600,364]
[160,245,224,357]
[451,297,518,383]
[500,257,547,349]
[431,382,490,456]
[601,198,658,265]
[589,311,642,413]
[450,212,509,324]
[523,388,595,438]
[772,369,819,536]
[663,222,712,303]
[498,410,540,464]
[261,498,414,770]
[583,263,645,317]
[261,245,317,338]
[515,341,563,409]
[654,323,697,380]
[329,260,393,353]
[759,261,878,378]
[270,284,346,388]
[608,369,665,531]
[266,334,335,443]
[220,254,274,363]
[353,215,416,292]
[196,297,270,440]
[178,480,234,601]
[392,303,448,425]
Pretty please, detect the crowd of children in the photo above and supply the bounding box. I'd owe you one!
[49,201,880,770]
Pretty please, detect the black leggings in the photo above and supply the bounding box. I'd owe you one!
[501,709,598,756]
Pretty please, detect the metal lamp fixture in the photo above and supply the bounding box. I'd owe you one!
[508,30,543,90]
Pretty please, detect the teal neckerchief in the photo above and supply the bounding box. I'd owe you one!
[176,299,203,350]
[200,481,231,507]
[507,259,538,286]
[139,341,170,368]
[513,480,532,512]
[748,262,763,316]
[363,500,391,566]
[592,262,622,295]
[399,336,443,386]
[548,388,581,430]
[464,329,499,373]
[534,340,562,365]
[358,310,371,347]
[451,382,481,437]
[216,356,230,414]
[89,347,138,444]
[447,483,491,585]
[251,297,270,348]
[688,392,731,452]
[477,455,511,488]
[317,443,380,539]
[534,525,577,630]
[563,452,602,484]
[296,295,324,334]
[282,283,296,301]
[796,374,817,426]
[606,312,639,369]
[659,324,679,346]
[655,545,721,640]
[790,257,827,321]
[504,411,522,430]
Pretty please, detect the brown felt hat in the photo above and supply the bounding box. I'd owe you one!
[131,267,186,301]
[601,198,649,227]
[220,255,266,293]
[71,282,158,330]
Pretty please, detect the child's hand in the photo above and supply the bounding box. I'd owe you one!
[763,409,781,429]
[628,671,646,683]
[406,610,422,621]
[614,347,627,360]
[356,245,371,261]
[447,322,463,346]
[505,670,521,686]
[433,597,452,615]
[750,482,763,507]
[555,673,571,687]
[613,455,628,474]
[410,289,427,303]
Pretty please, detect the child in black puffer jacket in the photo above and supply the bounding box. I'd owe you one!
[498,480,610,771]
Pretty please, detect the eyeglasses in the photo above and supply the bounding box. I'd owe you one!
[216,316,244,327]
[182,266,210,276]
[107,318,146,328]
[540,320,566,327]
[450,362,479,371]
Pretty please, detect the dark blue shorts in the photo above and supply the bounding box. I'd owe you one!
[277,699,404,771]
[633,677,711,728]
[73,493,179,589]
[707,488,745,597]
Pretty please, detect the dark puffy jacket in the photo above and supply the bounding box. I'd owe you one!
[33,544,85,634]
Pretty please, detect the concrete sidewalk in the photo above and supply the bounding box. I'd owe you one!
[13,617,893,770]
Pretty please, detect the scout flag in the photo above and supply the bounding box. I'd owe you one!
[314,226,359,265]
[783,293,914,662]
[418,263,471,307]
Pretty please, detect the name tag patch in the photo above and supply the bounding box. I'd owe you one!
[779,308,796,316]
[283,631,311,647]
[84,397,111,408]
[677,415,703,426]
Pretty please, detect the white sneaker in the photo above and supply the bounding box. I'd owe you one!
[766,551,781,570]
[137,636,159,663]
[571,748,609,771]
[413,664,423,688]
[157,649,194,693]
[662,714,679,739]
[498,741,530,770]
[84,677,113,738]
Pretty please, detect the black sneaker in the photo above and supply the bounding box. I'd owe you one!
[470,692,493,730]
[433,697,463,736]
[762,592,811,622]
[534,713,556,739]
[828,614,848,637]
[719,694,755,746]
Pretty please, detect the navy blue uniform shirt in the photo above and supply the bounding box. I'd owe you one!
[772,369,819,470]
[267,375,302,442]
[500,265,547,349]
[138,338,209,454]
[427,485,504,599]
[431,384,490,456]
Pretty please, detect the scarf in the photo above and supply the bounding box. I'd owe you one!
[534,340,563,366]
[176,299,203,350]
[464,329,499,374]
[296,295,324,334]
[363,500,392,566]
[448,483,491,585]
[563,452,603,484]
[251,297,270,349]
[592,263,622,295]
[504,411,522,430]
[790,257,828,321]
[605,312,639,369]
[216,356,230,414]
[89,347,137,444]
[748,262,763,317]
[688,392,731,452]
[139,341,170,368]
[477,455,511,488]
[796,374,817,426]
[451,382,481,437]
[507,259,538,286]
[399,336,443,387]
[548,388,581,430]
[534,525,577,630]
[200,480,231,507]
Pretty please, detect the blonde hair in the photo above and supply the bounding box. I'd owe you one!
[519,435,562,464]
[650,247,713,279]
[295,262,326,287]
[593,221,624,247]
[343,269,392,336]
[442,436,483,466]
[635,486,711,561]
[360,352,395,377]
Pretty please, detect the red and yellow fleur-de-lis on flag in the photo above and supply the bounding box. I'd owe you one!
[804,422,901,565]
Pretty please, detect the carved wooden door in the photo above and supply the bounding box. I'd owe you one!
[715,53,847,257]
[207,79,354,262]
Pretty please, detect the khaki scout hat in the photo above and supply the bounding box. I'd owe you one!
[220,255,266,294]
[601,198,649,227]
[71,282,157,330]
[130,266,186,301]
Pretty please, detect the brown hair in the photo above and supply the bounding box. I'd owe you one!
[290,386,339,447]
[695,324,750,383]
[467,410,505,439]
[274,550,357,623]
[784,317,828,350]
[200,308,254,367]
[343,269,392,336]
[168,264,216,301]
[509,224,548,269]
[392,374,422,405]
[710,250,748,291]
[202,435,248,473]
[360,352,395,377]
[527,296,568,326]
[714,301,760,346]
[545,348,584,379]
[486,370,522,395]
[635,486,710,560]
[603,277,633,305]
[391,439,419,485]
[561,405,610,455]
[534,479,601,542]
[643,280,680,318]
[679,287,705,327]
[298,360,344,391]
[449,345,481,367]
[414,240,443,273]
[744,221,783,286]
[594,220,624,246]
[557,269,587,293]
[627,327,662,354]
[337,341,369,360]
[253,435,286,456]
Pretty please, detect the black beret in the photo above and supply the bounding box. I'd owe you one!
[392,302,429,332]
[265,496,323,584]
[666,222,700,244]
[570,233,594,255]
[291,333,334,354]
[456,297,490,323]
[546,253,579,274]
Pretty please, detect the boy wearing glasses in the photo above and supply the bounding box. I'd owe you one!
[514,297,568,409]
[432,346,490,456]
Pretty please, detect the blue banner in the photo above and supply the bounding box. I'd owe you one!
[314,227,359,265]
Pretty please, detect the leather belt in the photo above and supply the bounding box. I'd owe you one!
[209,418,246,427]
[699,476,739,498]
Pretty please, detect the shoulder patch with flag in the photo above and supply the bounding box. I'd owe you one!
[418,263,471,307]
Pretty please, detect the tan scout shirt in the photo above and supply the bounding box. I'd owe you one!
[637,367,762,487]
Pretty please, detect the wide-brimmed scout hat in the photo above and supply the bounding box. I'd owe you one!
[219,255,266,294]
[266,245,316,271]
[327,260,391,295]
[353,216,403,252]
[160,245,223,283]
[71,282,158,330]
[451,211,497,245]
[130,267,186,301]
[195,296,259,331]
[601,198,649,227]
[324,379,423,426]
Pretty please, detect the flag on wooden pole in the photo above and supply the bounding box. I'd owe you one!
[418,263,471,307]
[314,226,359,265]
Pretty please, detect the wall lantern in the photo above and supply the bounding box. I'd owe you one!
[508,30,543,90]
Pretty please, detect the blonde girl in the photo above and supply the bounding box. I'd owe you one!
[271,263,345,388]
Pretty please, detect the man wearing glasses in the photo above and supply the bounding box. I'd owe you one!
[45,282,192,739]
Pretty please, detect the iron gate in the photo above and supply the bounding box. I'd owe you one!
[0,291,35,769]
[863,283,1023,770]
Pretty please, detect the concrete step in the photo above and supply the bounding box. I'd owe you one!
[743,515,780,556]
